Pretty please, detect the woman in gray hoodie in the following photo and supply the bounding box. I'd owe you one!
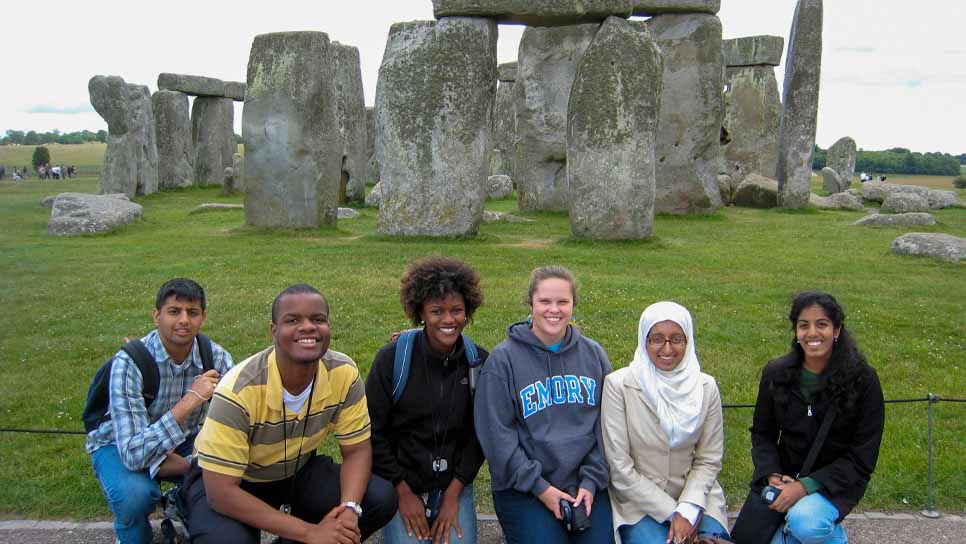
[475,266,614,544]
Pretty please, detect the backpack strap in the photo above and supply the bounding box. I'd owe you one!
[462,334,482,395]
[798,406,838,478]
[196,333,214,372]
[121,340,160,407]
[391,329,420,405]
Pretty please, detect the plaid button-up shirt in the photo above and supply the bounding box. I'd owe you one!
[85,329,233,473]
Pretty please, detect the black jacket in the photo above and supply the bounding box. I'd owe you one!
[365,331,488,494]
[749,353,885,519]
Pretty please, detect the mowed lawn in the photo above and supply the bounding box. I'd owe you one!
[0,143,107,177]
[0,176,963,520]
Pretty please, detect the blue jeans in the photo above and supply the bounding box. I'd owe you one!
[618,512,730,543]
[91,445,162,544]
[382,484,477,544]
[770,493,848,544]
[492,488,614,544]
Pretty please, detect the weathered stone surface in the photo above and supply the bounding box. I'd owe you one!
[152,90,194,189]
[243,31,342,228]
[892,233,966,263]
[365,181,384,207]
[490,78,516,176]
[821,167,844,194]
[190,203,245,214]
[41,196,56,208]
[365,107,379,183]
[192,97,235,187]
[483,210,535,223]
[776,0,823,209]
[647,14,724,213]
[863,182,958,209]
[232,153,245,192]
[221,167,236,195]
[847,188,863,200]
[47,192,142,235]
[157,73,246,101]
[432,0,630,25]
[827,136,857,186]
[568,16,661,239]
[487,175,513,199]
[734,174,778,208]
[497,61,517,82]
[337,207,360,219]
[809,191,863,210]
[375,18,497,236]
[89,76,160,198]
[514,24,598,211]
[722,65,781,184]
[853,213,936,227]
[881,193,929,214]
[332,43,368,203]
[632,0,719,15]
[722,35,784,66]
[717,174,737,205]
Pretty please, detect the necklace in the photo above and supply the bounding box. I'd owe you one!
[422,341,460,480]
[280,376,316,515]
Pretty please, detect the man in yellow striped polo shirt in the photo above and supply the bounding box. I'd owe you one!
[181,284,398,543]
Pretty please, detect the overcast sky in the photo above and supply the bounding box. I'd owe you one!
[1,0,962,154]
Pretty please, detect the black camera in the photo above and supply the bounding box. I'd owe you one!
[559,488,591,532]
[761,485,781,505]
[424,490,444,524]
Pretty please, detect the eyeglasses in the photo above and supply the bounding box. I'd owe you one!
[647,334,687,347]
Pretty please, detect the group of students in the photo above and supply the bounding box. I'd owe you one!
[85,263,884,544]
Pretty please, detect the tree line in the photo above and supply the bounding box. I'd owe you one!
[813,146,964,176]
[1,129,107,146]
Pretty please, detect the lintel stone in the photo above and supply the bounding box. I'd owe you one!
[157,73,246,101]
[631,0,719,15]
[432,0,632,26]
[722,35,784,66]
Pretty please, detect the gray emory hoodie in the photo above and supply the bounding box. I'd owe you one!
[474,320,612,497]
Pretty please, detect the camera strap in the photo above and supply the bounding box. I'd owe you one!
[797,406,837,478]
[280,378,316,514]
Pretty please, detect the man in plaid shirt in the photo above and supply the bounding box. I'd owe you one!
[85,278,233,544]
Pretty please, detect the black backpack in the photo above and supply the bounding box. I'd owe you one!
[82,333,214,433]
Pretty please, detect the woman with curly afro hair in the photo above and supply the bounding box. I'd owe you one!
[365,256,488,544]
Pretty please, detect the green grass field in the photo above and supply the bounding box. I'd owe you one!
[0,175,963,520]
[0,143,107,177]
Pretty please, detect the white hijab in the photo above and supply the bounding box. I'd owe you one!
[629,301,705,448]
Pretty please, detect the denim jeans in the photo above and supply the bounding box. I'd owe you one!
[492,488,615,544]
[618,512,730,543]
[91,445,160,544]
[382,484,477,544]
[770,493,848,544]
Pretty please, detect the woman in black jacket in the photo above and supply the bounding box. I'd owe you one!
[366,257,488,544]
[747,291,884,544]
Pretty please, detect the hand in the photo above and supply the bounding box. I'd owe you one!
[156,452,191,478]
[430,487,463,544]
[769,481,807,513]
[306,504,360,544]
[573,487,594,518]
[396,481,430,540]
[666,512,693,544]
[335,506,360,536]
[186,369,220,408]
[537,485,576,520]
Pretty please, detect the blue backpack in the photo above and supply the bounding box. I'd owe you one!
[390,329,482,404]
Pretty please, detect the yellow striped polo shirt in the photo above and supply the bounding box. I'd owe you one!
[195,345,370,482]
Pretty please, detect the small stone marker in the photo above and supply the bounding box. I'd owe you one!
[734,174,778,208]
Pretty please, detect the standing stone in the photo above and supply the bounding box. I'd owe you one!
[152,90,194,189]
[568,17,661,239]
[490,63,517,177]
[375,18,497,236]
[776,0,823,208]
[514,24,598,211]
[821,167,844,194]
[827,136,857,188]
[192,97,235,186]
[365,107,379,184]
[221,167,235,195]
[243,31,341,228]
[88,75,159,198]
[232,153,245,192]
[332,43,368,203]
[647,14,724,213]
[721,35,783,184]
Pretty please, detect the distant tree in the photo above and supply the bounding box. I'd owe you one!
[887,147,910,154]
[32,146,51,168]
[24,130,40,145]
[811,144,827,170]
[958,153,966,164]
[96,130,108,143]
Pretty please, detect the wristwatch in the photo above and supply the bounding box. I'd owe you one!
[343,501,363,517]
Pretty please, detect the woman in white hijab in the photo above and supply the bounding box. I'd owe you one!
[601,302,729,543]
